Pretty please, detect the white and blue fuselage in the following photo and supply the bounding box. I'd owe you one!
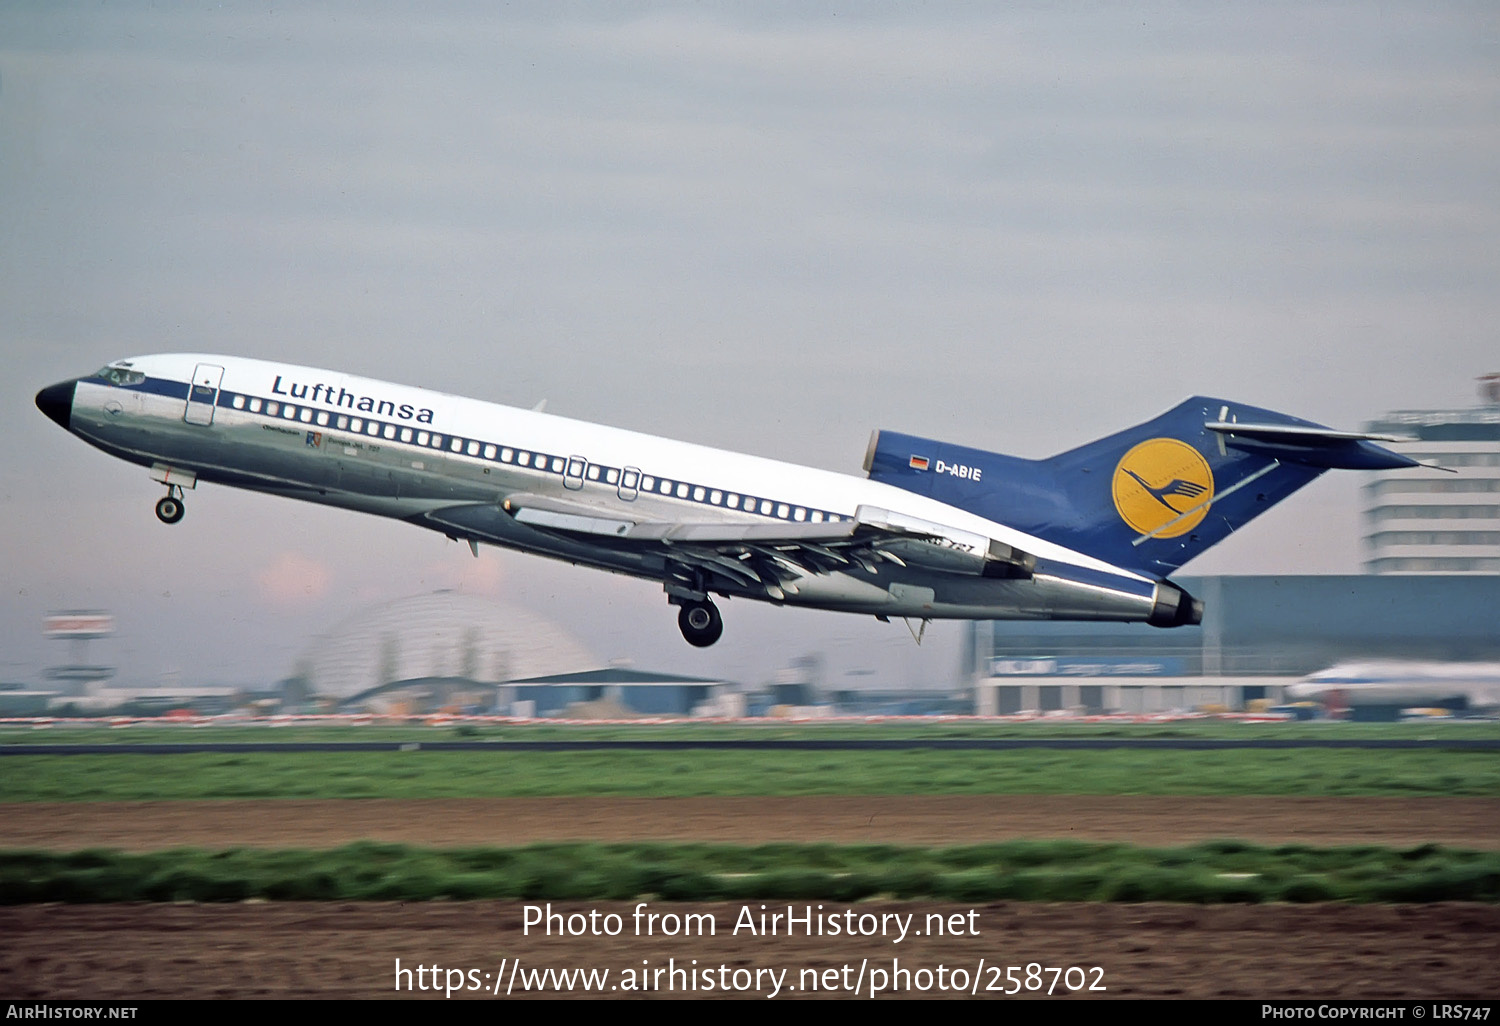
[40,354,1410,645]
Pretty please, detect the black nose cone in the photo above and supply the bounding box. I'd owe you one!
[36,379,77,430]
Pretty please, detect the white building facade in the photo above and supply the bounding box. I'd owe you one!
[1364,375,1500,574]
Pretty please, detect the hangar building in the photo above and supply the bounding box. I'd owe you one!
[968,574,1500,716]
[295,591,737,717]
[297,591,596,709]
[506,667,739,718]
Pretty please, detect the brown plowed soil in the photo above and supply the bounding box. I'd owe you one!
[3,796,1498,1000]
[5,796,1500,850]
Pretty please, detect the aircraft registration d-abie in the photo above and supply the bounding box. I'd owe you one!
[37,355,1421,647]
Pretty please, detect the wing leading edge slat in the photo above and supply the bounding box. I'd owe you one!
[430,494,1038,597]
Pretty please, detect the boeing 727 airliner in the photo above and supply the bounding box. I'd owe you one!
[36,355,1419,646]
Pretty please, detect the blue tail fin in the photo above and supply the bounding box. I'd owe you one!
[866,397,1418,577]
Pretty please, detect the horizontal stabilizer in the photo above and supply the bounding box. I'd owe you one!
[1205,421,1421,470]
[1204,422,1409,443]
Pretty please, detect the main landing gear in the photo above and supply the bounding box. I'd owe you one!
[155,486,186,524]
[677,599,723,648]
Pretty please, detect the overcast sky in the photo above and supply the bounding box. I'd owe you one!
[3,3,1497,692]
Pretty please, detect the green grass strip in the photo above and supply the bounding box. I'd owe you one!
[2,840,1496,904]
[4,748,1498,801]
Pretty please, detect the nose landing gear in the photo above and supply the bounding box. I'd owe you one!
[155,486,186,524]
[677,600,723,647]
[148,466,196,525]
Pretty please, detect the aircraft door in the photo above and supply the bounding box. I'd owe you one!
[184,363,225,426]
[564,455,587,491]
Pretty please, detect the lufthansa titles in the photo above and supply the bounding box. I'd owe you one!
[271,374,434,424]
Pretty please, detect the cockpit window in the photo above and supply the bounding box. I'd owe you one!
[92,366,146,387]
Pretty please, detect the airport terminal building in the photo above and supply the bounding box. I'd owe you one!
[1363,376,1500,573]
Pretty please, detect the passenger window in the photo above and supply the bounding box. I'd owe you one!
[232,395,246,410]
[249,398,262,413]
[383,425,396,439]
[710,491,721,504]
[777,504,789,518]
[606,469,620,484]
[727,494,739,509]
[367,422,380,436]
[793,508,805,521]
[351,418,363,431]
[266,402,279,416]
[300,408,313,423]
[416,431,428,445]
[400,428,412,443]
[501,448,513,462]
[518,452,531,466]
[484,444,496,459]
[337,416,349,430]
[317,411,329,426]
[551,457,564,473]
[450,438,462,452]
[466,440,480,455]
[693,487,705,501]
[676,483,689,498]
[761,500,773,515]
[283,405,297,419]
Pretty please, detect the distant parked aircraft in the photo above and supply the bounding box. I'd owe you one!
[1288,662,1500,714]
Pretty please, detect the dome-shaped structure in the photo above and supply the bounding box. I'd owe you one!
[298,591,596,701]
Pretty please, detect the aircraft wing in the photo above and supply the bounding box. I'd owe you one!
[419,494,1034,597]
